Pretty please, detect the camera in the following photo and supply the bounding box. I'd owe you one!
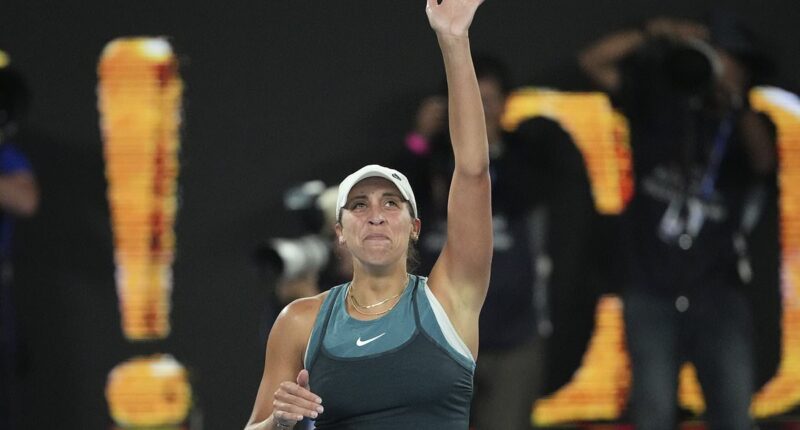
[254,180,337,281]
[257,235,330,281]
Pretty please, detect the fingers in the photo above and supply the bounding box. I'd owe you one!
[296,368,310,389]
[272,401,322,422]
[273,379,324,422]
[425,0,483,37]
[276,380,323,406]
[273,409,303,426]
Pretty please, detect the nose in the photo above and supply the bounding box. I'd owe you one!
[368,216,386,225]
[368,207,386,225]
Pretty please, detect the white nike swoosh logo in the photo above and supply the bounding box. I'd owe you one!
[356,333,386,347]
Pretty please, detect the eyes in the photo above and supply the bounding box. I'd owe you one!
[348,197,403,212]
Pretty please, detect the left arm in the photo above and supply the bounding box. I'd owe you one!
[425,0,492,357]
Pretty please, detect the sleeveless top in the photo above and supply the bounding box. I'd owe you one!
[305,275,475,430]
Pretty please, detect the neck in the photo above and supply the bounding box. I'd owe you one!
[351,271,408,295]
[348,270,410,318]
[353,258,407,283]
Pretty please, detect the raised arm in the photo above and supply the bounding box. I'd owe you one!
[426,0,492,350]
[578,29,645,92]
[578,17,709,92]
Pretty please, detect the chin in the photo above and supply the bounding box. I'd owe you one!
[358,252,403,269]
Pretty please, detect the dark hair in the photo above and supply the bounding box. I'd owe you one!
[473,54,513,96]
[435,54,513,96]
[405,201,420,272]
[407,240,420,273]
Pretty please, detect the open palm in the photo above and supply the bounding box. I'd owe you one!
[426,0,485,38]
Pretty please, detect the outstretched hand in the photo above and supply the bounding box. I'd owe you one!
[271,369,323,428]
[425,0,485,38]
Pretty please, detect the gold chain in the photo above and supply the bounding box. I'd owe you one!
[348,293,399,316]
[350,289,402,309]
[347,276,408,316]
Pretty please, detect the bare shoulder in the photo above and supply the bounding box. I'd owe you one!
[271,291,330,345]
[279,291,329,324]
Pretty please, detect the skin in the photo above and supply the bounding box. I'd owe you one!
[0,171,38,217]
[336,177,420,279]
[412,73,506,213]
[245,1,491,429]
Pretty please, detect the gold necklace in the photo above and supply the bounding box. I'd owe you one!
[350,289,401,309]
[347,276,407,316]
[348,293,399,316]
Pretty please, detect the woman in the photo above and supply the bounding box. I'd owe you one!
[245,0,491,428]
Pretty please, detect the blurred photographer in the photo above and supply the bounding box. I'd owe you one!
[255,181,351,309]
[0,54,40,430]
[253,181,353,430]
[580,11,776,430]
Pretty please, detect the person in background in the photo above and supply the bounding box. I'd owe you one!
[579,11,777,430]
[0,56,40,430]
[403,55,599,429]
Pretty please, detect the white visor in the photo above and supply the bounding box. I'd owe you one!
[336,164,418,222]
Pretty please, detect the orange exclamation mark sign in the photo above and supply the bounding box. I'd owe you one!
[99,38,178,340]
[99,38,191,427]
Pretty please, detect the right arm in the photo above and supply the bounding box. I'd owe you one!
[578,17,709,92]
[245,297,325,430]
[578,29,645,92]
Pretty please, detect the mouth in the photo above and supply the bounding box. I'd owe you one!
[363,234,390,242]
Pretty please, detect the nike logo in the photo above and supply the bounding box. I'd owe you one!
[356,333,386,347]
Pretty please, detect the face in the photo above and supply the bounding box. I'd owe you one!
[335,177,420,270]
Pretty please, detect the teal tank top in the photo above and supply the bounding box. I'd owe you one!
[305,275,475,430]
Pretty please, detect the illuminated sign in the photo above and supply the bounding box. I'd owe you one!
[505,87,800,424]
[99,37,190,427]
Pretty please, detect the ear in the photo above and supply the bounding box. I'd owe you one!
[335,223,345,244]
[411,218,422,241]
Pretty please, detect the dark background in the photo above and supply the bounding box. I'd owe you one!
[1,1,798,428]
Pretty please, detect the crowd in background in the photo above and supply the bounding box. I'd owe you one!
[0,6,789,430]
[263,9,782,430]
